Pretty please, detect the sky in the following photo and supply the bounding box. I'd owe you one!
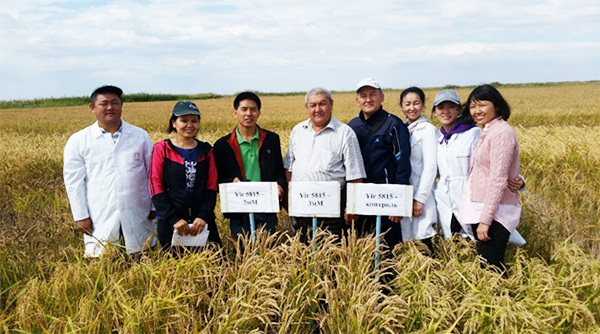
[0,0,599,101]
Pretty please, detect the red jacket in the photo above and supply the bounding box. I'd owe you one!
[148,139,218,226]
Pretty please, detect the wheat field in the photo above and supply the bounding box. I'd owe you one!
[0,82,599,332]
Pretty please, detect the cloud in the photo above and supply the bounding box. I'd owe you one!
[0,0,599,100]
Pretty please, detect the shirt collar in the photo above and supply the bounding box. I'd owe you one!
[482,116,504,131]
[236,126,259,144]
[303,117,338,133]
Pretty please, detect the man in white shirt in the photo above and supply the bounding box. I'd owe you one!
[63,85,156,257]
[284,87,366,241]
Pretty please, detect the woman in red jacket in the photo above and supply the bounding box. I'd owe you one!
[148,101,222,252]
[459,85,521,270]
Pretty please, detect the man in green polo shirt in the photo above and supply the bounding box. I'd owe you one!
[213,92,287,241]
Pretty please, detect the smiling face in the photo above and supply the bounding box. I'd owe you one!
[234,99,261,130]
[434,101,461,132]
[401,92,424,123]
[306,93,333,131]
[356,86,384,119]
[470,99,498,126]
[172,114,200,139]
[90,93,122,128]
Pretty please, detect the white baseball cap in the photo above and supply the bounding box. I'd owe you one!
[356,77,381,91]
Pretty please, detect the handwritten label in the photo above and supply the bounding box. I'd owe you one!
[288,181,340,217]
[219,182,279,213]
[346,183,413,217]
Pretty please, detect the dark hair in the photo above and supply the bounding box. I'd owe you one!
[167,114,200,134]
[90,85,123,106]
[234,92,261,110]
[463,84,511,121]
[400,86,425,105]
[458,104,476,126]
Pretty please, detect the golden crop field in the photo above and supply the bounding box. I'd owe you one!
[0,82,599,332]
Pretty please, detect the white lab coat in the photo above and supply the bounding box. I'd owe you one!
[434,126,480,239]
[434,126,526,245]
[63,120,156,257]
[402,116,439,241]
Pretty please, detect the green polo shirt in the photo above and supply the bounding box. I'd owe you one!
[236,127,261,181]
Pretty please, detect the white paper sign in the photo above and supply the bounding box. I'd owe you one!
[288,181,341,218]
[219,182,280,213]
[346,183,413,217]
[172,225,210,247]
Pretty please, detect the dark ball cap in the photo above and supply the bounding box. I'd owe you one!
[90,85,123,103]
[172,101,201,117]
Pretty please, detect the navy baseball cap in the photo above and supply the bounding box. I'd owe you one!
[172,101,201,117]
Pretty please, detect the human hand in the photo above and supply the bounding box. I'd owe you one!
[189,218,206,236]
[412,201,424,217]
[278,185,284,199]
[147,210,157,220]
[476,223,491,242]
[233,177,241,182]
[389,216,403,223]
[76,218,93,235]
[174,219,190,236]
[507,177,524,193]
[344,208,358,226]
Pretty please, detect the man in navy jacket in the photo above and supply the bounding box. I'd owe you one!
[348,78,411,251]
[213,92,287,241]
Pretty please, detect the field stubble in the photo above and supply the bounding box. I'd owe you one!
[0,83,599,332]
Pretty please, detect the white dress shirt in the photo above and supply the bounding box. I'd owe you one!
[63,120,156,257]
[284,117,366,187]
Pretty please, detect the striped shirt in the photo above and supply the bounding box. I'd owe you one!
[284,117,366,186]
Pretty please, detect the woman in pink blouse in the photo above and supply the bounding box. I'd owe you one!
[459,85,521,270]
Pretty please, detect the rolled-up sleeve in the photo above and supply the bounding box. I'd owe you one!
[343,128,367,181]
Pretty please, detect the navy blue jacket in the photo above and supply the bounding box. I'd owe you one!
[348,107,411,185]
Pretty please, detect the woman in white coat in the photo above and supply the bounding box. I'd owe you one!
[400,87,439,252]
[432,89,526,243]
[432,89,481,239]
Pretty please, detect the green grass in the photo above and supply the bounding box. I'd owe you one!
[2,80,598,109]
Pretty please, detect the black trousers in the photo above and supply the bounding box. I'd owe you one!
[229,213,278,239]
[295,187,349,244]
[471,220,510,269]
[450,214,463,235]
[354,215,402,252]
[157,218,222,252]
[296,216,348,244]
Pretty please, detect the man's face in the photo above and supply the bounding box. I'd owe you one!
[234,99,261,129]
[305,93,333,129]
[356,86,384,118]
[90,93,122,126]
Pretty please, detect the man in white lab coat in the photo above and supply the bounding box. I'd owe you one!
[63,85,156,257]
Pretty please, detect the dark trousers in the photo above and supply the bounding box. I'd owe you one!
[450,214,463,235]
[296,187,350,244]
[296,216,348,244]
[157,219,222,253]
[354,216,402,252]
[471,220,510,269]
[229,213,278,239]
